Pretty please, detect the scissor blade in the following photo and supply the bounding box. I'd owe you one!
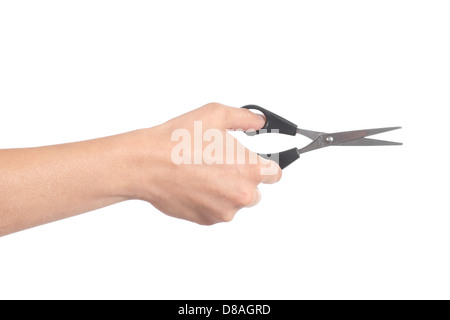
[297,126,402,155]
[296,128,323,140]
[330,127,402,145]
[337,137,403,146]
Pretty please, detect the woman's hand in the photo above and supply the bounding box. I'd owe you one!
[127,103,282,225]
[0,103,282,236]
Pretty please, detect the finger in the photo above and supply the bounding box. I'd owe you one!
[246,187,261,208]
[258,157,282,184]
[223,105,266,131]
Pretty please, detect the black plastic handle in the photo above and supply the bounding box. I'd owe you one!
[242,105,298,136]
[259,148,300,170]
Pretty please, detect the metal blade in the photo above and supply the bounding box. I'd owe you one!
[329,127,402,145]
[296,128,323,140]
[297,126,402,155]
[337,137,403,146]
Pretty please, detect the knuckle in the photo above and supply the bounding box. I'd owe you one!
[221,211,236,223]
[234,188,254,207]
[204,102,225,115]
[215,209,236,223]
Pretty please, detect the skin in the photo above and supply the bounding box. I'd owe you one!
[0,103,282,236]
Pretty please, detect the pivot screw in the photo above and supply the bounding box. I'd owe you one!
[326,136,334,143]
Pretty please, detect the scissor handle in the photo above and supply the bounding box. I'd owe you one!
[242,105,298,136]
[259,148,300,170]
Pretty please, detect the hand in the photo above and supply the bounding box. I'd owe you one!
[126,103,282,225]
[0,102,282,236]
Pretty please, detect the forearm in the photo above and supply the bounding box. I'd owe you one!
[0,130,145,236]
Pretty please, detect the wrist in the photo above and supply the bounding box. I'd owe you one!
[117,127,165,202]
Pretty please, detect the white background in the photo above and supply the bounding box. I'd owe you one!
[0,1,449,299]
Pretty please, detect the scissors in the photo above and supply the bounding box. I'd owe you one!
[242,105,402,169]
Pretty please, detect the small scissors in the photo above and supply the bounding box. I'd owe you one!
[242,105,402,169]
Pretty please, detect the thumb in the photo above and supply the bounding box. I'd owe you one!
[223,106,266,131]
